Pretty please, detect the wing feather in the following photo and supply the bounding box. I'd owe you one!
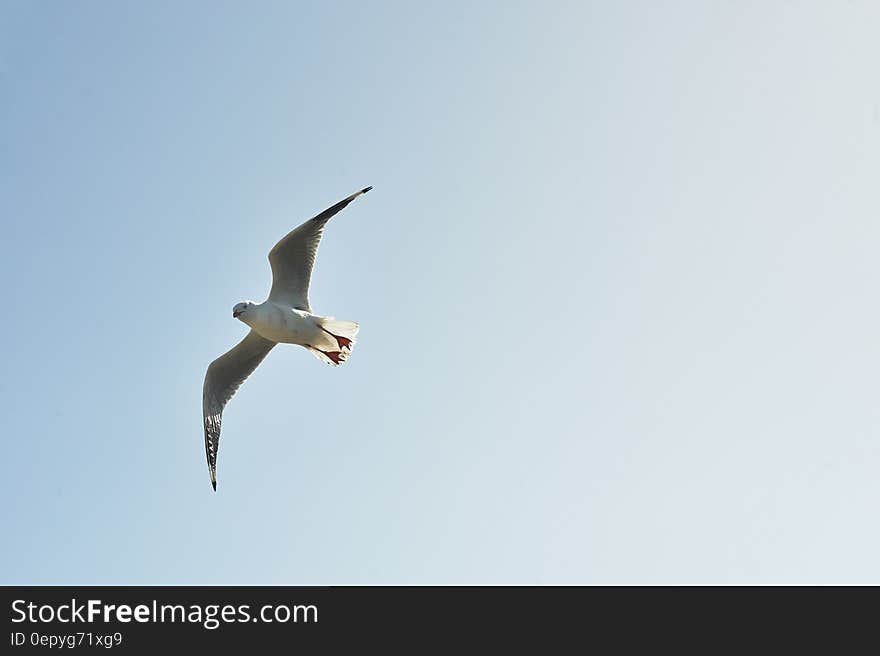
[267,186,371,310]
[202,330,275,490]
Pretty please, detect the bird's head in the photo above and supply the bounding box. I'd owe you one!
[232,301,255,322]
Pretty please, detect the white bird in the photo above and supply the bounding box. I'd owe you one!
[202,187,371,491]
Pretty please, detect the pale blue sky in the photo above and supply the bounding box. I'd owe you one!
[2,1,880,583]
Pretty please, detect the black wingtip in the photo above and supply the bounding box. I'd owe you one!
[211,480,217,492]
[361,186,373,194]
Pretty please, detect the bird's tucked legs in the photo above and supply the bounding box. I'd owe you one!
[325,350,346,364]
[315,348,346,365]
[320,327,353,351]
[304,343,348,365]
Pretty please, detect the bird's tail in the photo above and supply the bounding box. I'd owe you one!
[307,318,359,366]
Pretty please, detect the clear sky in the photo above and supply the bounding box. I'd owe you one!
[2,1,880,584]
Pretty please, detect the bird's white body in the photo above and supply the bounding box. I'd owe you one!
[241,301,324,346]
[233,300,359,358]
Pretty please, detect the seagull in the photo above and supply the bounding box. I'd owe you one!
[202,187,371,491]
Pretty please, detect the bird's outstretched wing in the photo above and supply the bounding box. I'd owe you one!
[267,186,372,311]
[202,330,276,490]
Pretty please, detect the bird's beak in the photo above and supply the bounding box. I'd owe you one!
[233,310,243,318]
